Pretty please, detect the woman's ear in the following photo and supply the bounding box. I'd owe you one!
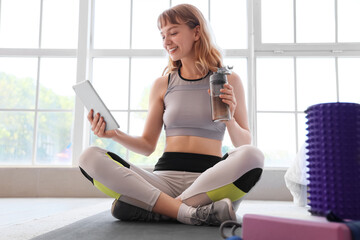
[194,25,200,41]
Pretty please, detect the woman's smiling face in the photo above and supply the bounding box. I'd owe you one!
[161,22,199,61]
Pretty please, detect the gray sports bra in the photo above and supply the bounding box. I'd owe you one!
[163,69,226,141]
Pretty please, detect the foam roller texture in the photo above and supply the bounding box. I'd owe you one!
[305,102,360,220]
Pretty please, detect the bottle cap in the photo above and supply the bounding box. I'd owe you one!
[210,66,233,83]
[217,66,233,75]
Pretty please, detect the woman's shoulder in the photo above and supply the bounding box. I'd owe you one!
[153,74,170,88]
[227,71,246,95]
[150,74,170,100]
[227,71,242,85]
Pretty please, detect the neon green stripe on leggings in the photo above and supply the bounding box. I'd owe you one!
[94,179,121,199]
[206,183,246,202]
[92,153,124,199]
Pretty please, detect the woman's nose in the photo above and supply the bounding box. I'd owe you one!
[163,35,171,46]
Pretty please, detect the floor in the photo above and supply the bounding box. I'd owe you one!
[0,198,314,240]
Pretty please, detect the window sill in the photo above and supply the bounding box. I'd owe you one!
[0,167,292,200]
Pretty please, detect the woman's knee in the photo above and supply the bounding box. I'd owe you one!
[228,145,265,169]
[225,146,265,198]
[78,146,104,170]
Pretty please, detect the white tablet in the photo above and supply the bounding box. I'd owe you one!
[73,80,120,131]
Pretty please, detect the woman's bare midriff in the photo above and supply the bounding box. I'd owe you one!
[164,136,222,157]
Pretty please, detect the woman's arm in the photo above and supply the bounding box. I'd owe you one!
[89,75,168,156]
[220,72,252,147]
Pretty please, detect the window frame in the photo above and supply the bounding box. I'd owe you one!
[252,0,360,161]
[0,0,78,167]
[1,0,359,168]
[2,0,359,200]
[253,0,360,52]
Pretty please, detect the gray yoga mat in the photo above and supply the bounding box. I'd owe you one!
[31,210,224,240]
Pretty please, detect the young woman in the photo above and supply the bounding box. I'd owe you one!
[78,4,264,226]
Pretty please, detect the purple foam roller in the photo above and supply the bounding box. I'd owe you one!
[305,102,360,220]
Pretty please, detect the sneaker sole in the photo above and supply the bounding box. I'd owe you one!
[220,198,237,221]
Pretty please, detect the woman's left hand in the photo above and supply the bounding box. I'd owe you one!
[220,83,237,119]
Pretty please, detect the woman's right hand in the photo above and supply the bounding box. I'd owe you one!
[87,109,116,138]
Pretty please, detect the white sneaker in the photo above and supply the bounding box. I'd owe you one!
[190,198,237,226]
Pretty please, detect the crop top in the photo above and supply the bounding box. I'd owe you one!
[163,69,226,141]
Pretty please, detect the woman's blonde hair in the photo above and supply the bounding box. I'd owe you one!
[158,4,223,76]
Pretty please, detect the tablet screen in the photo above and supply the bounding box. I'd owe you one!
[73,80,120,131]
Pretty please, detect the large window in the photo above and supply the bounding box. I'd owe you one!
[1,0,359,168]
[0,0,78,166]
[255,0,360,167]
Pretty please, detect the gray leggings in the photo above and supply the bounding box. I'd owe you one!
[78,145,264,211]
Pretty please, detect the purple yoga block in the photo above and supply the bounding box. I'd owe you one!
[242,214,351,240]
[305,102,360,220]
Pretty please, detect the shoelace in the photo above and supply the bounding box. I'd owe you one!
[219,220,242,239]
[193,203,216,225]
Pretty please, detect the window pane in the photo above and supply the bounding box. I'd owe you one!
[128,112,165,165]
[296,58,337,111]
[90,112,128,159]
[92,58,129,110]
[223,57,248,107]
[130,57,168,110]
[256,58,295,111]
[41,0,79,48]
[38,58,76,110]
[36,112,73,165]
[211,0,247,49]
[257,113,296,167]
[0,111,34,165]
[93,0,131,49]
[0,58,38,109]
[296,0,335,43]
[297,113,307,151]
[172,0,208,18]
[338,0,360,42]
[261,0,294,43]
[338,58,360,103]
[132,0,168,49]
[0,0,40,48]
